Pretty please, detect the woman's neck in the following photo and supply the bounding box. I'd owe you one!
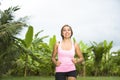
[62,38,71,43]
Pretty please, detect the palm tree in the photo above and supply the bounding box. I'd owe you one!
[0,6,27,76]
[110,50,120,76]
[101,40,113,75]
[89,40,113,76]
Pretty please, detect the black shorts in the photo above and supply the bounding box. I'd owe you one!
[55,70,77,80]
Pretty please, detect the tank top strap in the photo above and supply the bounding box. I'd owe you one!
[58,41,61,49]
[58,40,75,50]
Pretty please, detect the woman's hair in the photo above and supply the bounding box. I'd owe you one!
[61,24,73,39]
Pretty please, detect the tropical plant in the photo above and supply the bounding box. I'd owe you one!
[0,6,26,76]
[12,26,52,76]
[109,49,120,76]
[49,35,56,49]
[78,41,94,76]
[101,40,113,76]
[88,40,113,76]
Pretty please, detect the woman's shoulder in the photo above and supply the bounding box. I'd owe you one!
[54,41,60,47]
[73,41,79,48]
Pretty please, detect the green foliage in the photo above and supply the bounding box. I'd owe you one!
[88,40,113,76]
[24,26,33,48]
[1,76,120,80]
[49,35,56,49]
[0,6,20,25]
[10,26,53,76]
[0,6,27,76]
[109,50,120,76]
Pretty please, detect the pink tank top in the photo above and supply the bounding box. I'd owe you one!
[55,42,76,72]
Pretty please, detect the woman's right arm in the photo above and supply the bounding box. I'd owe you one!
[51,43,61,66]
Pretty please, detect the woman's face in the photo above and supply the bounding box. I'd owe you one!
[62,26,72,39]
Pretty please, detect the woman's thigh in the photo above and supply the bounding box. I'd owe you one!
[67,77,76,80]
[67,70,77,80]
[55,72,66,80]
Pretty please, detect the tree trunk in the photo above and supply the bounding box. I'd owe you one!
[24,54,28,77]
[83,62,86,77]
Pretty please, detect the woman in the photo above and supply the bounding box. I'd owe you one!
[52,24,84,80]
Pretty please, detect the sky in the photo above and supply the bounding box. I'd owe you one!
[0,0,120,51]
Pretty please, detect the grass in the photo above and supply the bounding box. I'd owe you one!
[1,76,120,80]
[78,76,120,80]
[1,76,53,80]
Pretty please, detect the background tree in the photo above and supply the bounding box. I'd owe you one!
[89,40,113,76]
[11,26,52,76]
[101,40,113,76]
[0,6,27,76]
[109,49,120,76]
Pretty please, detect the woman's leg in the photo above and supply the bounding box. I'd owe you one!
[55,72,66,80]
[67,77,76,80]
[66,70,77,80]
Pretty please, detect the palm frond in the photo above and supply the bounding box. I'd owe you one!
[0,22,26,43]
[0,6,20,24]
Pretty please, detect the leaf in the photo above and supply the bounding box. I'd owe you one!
[24,26,33,48]
[49,35,56,49]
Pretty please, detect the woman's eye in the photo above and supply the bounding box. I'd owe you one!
[63,29,70,31]
[68,29,71,31]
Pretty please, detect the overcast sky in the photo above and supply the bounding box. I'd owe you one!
[0,0,120,51]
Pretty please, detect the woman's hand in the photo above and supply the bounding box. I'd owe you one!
[55,61,61,67]
[72,58,77,64]
[72,58,82,64]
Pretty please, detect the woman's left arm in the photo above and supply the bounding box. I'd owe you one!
[74,42,84,63]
